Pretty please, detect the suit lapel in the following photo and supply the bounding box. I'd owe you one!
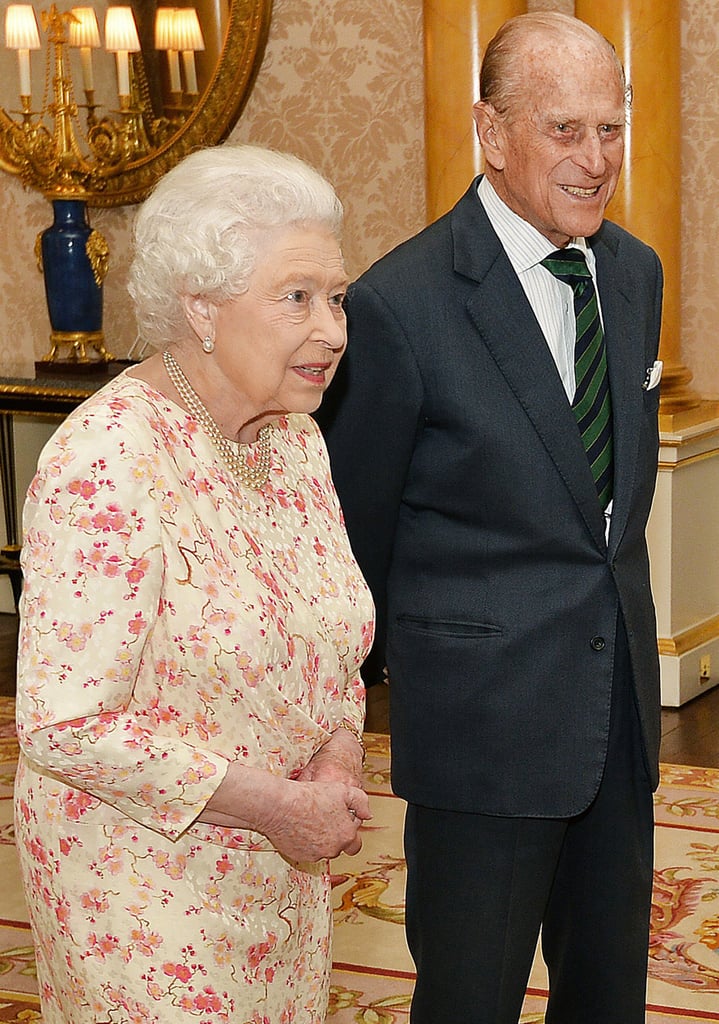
[451,183,608,550]
[591,230,646,556]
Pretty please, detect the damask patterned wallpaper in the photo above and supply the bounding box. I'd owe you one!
[231,0,426,281]
[679,0,719,401]
[0,0,717,398]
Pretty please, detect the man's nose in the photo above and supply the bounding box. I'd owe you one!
[575,130,605,174]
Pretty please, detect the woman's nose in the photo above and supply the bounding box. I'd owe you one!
[313,299,346,350]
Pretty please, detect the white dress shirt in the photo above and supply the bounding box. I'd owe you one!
[477,176,612,533]
[477,175,602,402]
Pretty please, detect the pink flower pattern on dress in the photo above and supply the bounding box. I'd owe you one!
[14,373,374,1023]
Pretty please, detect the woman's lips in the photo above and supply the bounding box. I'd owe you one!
[293,363,331,385]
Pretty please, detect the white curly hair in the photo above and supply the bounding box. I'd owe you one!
[128,144,344,348]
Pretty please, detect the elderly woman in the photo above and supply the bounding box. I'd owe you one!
[14,144,374,1024]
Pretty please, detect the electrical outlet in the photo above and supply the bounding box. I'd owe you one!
[700,655,711,682]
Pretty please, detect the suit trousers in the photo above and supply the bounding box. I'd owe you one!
[403,620,655,1024]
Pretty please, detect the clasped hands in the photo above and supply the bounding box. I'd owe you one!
[199,728,371,862]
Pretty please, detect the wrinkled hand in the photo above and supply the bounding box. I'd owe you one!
[298,728,365,788]
[198,758,371,861]
[260,778,371,861]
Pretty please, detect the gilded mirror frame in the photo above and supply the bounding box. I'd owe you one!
[95,0,272,207]
[0,0,272,207]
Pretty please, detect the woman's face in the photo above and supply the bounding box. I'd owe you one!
[212,223,348,421]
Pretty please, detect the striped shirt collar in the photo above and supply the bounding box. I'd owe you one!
[477,175,593,275]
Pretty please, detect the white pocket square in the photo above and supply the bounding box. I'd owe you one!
[642,360,663,391]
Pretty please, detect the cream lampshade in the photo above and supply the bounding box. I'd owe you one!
[173,8,205,95]
[104,6,141,99]
[4,4,41,98]
[155,7,182,94]
[68,7,101,92]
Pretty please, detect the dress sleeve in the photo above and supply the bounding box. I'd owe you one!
[15,402,229,839]
[339,672,367,744]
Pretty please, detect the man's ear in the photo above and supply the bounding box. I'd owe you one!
[473,101,506,171]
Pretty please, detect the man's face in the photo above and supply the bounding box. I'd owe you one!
[478,43,626,248]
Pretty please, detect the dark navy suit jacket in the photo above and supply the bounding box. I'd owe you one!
[318,177,663,819]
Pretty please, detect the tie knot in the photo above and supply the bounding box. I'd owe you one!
[540,247,591,285]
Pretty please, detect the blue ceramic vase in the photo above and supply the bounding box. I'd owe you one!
[36,198,110,365]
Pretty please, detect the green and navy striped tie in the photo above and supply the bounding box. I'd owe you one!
[541,248,614,509]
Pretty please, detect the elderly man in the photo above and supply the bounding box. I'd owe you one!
[319,11,663,1024]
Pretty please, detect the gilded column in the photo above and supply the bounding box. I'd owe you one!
[575,0,711,426]
[424,0,526,222]
[579,1,719,708]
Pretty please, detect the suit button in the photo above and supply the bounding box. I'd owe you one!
[590,636,606,651]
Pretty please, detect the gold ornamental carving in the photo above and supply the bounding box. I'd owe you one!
[0,1,272,206]
[86,230,109,288]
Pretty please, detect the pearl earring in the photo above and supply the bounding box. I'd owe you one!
[202,336,215,354]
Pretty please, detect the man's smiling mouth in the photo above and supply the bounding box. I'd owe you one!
[561,184,601,197]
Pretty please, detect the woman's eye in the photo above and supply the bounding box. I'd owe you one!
[287,290,309,304]
[329,292,346,309]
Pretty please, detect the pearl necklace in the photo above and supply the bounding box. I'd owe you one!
[162,350,272,489]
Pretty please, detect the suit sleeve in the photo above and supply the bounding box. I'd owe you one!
[316,278,424,683]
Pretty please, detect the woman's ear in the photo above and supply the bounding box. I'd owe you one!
[473,101,506,171]
[181,295,214,340]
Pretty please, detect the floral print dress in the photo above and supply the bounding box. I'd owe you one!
[13,372,374,1024]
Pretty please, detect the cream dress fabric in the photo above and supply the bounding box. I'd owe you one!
[13,372,374,1024]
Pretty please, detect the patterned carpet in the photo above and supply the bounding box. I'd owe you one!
[3,697,719,1022]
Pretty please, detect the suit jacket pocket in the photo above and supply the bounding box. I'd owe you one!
[395,614,502,639]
